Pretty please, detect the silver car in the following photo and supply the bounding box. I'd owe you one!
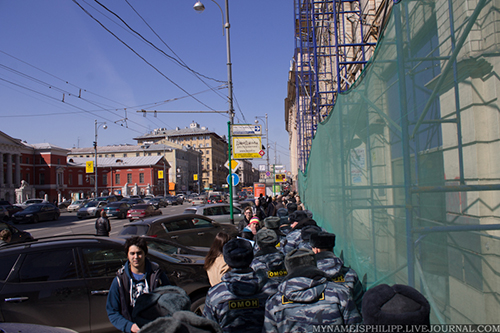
[66,199,89,212]
[183,203,244,224]
[76,201,107,219]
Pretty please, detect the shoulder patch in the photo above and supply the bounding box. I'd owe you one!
[268,270,288,278]
[282,292,325,305]
[332,275,345,283]
[228,298,260,310]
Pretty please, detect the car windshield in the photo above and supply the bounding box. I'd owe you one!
[119,225,149,236]
[184,209,196,214]
[146,239,181,255]
[72,200,84,205]
[131,204,149,209]
[23,205,41,212]
[106,202,121,208]
[84,201,97,208]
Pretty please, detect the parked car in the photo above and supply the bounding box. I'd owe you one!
[66,199,89,213]
[183,203,244,224]
[14,199,48,210]
[145,197,167,209]
[11,204,60,224]
[0,222,33,243]
[102,202,131,219]
[0,206,9,221]
[123,198,144,206]
[76,201,107,219]
[118,213,238,247]
[0,323,78,333]
[237,191,248,201]
[126,204,162,221]
[96,196,118,203]
[0,201,23,218]
[0,235,211,332]
[164,195,183,205]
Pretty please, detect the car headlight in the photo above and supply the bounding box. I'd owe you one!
[26,214,33,217]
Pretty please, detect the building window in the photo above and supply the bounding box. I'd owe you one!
[99,155,103,158]
[115,174,120,184]
[57,173,63,186]
[103,174,108,185]
[157,152,161,156]
[78,174,83,185]
[111,154,115,157]
[69,174,73,185]
[124,153,128,157]
[39,173,45,185]
[127,173,132,184]
[136,153,140,157]
[57,158,60,165]
[207,158,210,162]
[139,173,144,183]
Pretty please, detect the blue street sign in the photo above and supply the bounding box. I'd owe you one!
[227,173,240,186]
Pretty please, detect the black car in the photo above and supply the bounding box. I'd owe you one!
[0,222,33,244]
[118,213,239,247]
[0,236,210,333]
[11,204,60,224]
[0,201,23,219]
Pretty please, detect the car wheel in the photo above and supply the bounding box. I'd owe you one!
[33,215,39,223]
[190,295,206,316]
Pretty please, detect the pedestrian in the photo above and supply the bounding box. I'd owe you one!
[106,236,170,333]
[203,238,276,333]
[250,229,287,289]
[286,202,297,215]
[309,231,364,313]
[204,232,232,286]
[237,207,253,236]
[263,248,361,332]
[362,284,430,329]
[265,196,276,217]
[95,210,111,236]
[241,216,260,241]
[274,195,285,210]
[253,197,266,221]
[0,229,12,247]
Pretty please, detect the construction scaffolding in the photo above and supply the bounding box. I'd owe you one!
[293,0,379,171]
[296,0,500,324]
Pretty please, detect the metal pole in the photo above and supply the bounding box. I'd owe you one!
[197,152,201,194]
[265,113,269,172]
[94,120,98,198]
[228,121,234,224]
[224,0,234,125]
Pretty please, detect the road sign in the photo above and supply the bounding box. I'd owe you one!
[224,160,241,172]
[232,124,262,135]
[226,173,240,186]
[265,171,271,177]
[275,174,286,183]
[158,170,164,179]
[86,161,93,173]
[259,150,265,157]
[258,164,266,171]
[232,136,262,159]
[193,174,198,181]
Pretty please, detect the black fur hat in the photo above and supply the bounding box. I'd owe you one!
[310,231,336,249]
[362,284,431,326]
[223,238,254,269]
[289,210,308,224]
[284,247,316,273]
[264,216,281,229]
[300,225,323,243]
[287,202,298,214]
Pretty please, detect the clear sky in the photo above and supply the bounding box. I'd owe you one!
[0,0,294,171]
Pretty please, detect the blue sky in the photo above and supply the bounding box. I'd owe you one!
[0,0,293,171]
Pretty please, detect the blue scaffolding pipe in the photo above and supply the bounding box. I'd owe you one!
[414,224,500,234]
[411,184,500,193]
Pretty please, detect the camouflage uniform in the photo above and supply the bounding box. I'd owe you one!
[315,251,365,313]
[263,269,361,332]
[203,269,275,333]
[250,248,287,290]
[280,229,305,255]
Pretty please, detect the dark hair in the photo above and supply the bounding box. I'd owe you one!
[125,236,148,256]
[0,229,12,241]
[204,232,231,271]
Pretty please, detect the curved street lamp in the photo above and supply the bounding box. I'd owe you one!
[94,120,107,197]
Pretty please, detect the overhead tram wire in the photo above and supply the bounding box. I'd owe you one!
[72,0,224,117]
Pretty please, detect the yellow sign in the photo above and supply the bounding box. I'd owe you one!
[158,170,164,179]
[193,174,198,181]
[275,174,286,183]
[232,136,262,159]
[86,161,93,173]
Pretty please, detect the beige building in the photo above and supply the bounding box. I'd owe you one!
[134,122,228,190]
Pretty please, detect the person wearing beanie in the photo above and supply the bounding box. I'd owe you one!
[241,216,260,241]
[280,211,319,255]
[203,238,276,333]
[309,231,364,313]
[263,248,361,332]
[250,229,287,289]
[362,284,430,328]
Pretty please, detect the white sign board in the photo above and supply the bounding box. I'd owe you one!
[232,124,262,136]
[258,164,267,172]
[232,136,262,159]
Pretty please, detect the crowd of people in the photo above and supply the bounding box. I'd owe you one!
[105,191,431,333]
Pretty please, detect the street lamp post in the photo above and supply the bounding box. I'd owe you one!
[94,120,107,198]
[194,0,235,223]
[255,113,269,173]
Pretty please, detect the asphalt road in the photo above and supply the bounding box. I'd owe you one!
[13,203,189,239]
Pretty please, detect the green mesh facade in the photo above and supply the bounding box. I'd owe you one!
[298,0,500,324]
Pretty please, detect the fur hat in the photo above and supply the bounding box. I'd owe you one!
[287,202,298,214]
[132,286,191,328]
[284,247,316,273]
[264,216,281,229]
[139,310,222,333]
[289,210,309,224]
[223,238,254,268]
[300,225,322,243]
[362,284,431,326]
[310,231,336,249]
[255,229,278,248]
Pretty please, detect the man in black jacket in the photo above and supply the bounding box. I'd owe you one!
[95,210,111,236]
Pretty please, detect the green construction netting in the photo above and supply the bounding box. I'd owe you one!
[298,0,500,324]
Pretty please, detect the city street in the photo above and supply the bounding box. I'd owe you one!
[13,203,188,239]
